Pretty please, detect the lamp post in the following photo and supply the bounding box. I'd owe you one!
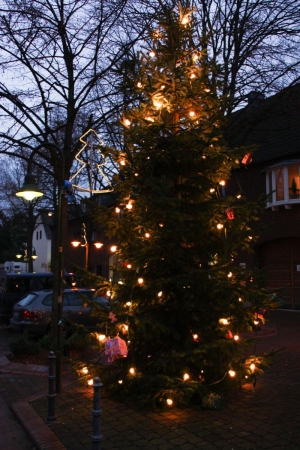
[71,223,103,270]
[16,245,38,272]
[16,142,65,393]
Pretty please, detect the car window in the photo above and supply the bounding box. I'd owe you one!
[66,292,84,306]
[94,297,110,308]
[42,294,69,306]
[17,293,38,306]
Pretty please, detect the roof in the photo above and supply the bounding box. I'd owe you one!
[229,84,300,164]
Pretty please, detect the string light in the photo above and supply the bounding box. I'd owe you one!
[136,82,143,88]
[126,263,132,269]
[126,202,133,209]
[217,223,224,230]
[250,363,256,372]
[228,272,233,278]
[228,370,236,377]
[88,379,94,385]
[129,367,135,375]
[120,159,126,166]
[189,110,196,117]
[82,367,88,374]
[183,373,190,381]
[111,245,117,252]
[157,291,163,297]
[166,398,173,406]
[219,318,229,325]
[115,207,121,213]
[97,334,106,342]
[149,50,156,57]
[137,277,144,284]
[118,380,123,384]
[219,180,226,186]
[123,118,131,127]
[233,334,240,341]
[192,333,198,341]
[144,232,150,238]
[126,301,132,307]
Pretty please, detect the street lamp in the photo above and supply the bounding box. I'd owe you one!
[16,142,65,393]
[71,224,103,270]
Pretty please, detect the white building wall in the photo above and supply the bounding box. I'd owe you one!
[32,221,52,272]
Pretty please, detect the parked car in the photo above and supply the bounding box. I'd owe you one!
[10,289,110,336]
[0,272,77,322]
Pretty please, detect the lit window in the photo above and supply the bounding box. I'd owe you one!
[266,161,300,210]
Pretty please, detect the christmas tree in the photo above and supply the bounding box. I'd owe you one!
[83,4,276,408]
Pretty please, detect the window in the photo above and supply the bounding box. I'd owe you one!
[36,231,39,240]
[40,230,42,239]
[266,161,300,210]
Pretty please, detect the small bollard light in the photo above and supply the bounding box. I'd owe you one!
[47,351,56,422]
[91,377,103,450]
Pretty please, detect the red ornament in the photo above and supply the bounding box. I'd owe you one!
[227,330,233,339]
[241,153,252,165]
[226,207,234,220]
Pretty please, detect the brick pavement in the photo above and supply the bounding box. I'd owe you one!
[0,309,299,450]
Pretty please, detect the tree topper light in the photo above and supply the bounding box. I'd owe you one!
[70,129,113,194]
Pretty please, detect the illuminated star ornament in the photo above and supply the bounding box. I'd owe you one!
[70,129,114,194]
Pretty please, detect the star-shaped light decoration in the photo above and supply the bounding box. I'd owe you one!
[70,129,114,194]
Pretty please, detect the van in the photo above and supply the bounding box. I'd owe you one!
[0,272,77,322]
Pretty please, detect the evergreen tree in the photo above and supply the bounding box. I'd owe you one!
[87,3,276,408]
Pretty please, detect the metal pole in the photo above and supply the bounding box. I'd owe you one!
[47,351,56,422]
[91,377,103,450]
[26,142,65,392]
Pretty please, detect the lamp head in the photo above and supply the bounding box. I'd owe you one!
[16,174,44,201]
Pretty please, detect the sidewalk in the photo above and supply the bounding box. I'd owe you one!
[0,309,300,450]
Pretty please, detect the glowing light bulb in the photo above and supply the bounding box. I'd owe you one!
[111,246,117,252]
[129,367,135,374]
[137,82,143,88]
[183,373,190,381]
[219,318,229,325]
[97,334,106,342]
[126,263,132,269]
[228,272,233,278]
[124,119,131,127]
[137,277,144,284]
[149,50,156,57]
[157,291,163,297]
[82,367,88,374]
[250,363,256,372]
[190,73,196,79]
[126,202,133,209]
[118,380,123,384]
[126,301,132,307]
[233,335,239,341]
[189,110,196,117]
[219,180,226,186]
[88,379,94,385]
[166,398,173,406]
[145,116,154,122]
[144,232,150,238]
[217,223,224,230]
[192,333,198,341]
[115,207,121,213]
[120,159,126,166]
[210,188,215,193]
[239,297,242,302]
[228,370,236,377]
[106,290,111,297]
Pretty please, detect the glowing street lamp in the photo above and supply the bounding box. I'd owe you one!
[15,141,65,393]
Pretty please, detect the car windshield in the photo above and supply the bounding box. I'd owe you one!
[17,293,38,306]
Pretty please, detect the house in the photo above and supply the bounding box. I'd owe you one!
[32,212,53,272]
[227,84,300,308]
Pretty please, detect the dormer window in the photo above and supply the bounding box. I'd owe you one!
[266,160,300,210]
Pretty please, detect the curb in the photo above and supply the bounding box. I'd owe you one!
[12,401,67,450]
